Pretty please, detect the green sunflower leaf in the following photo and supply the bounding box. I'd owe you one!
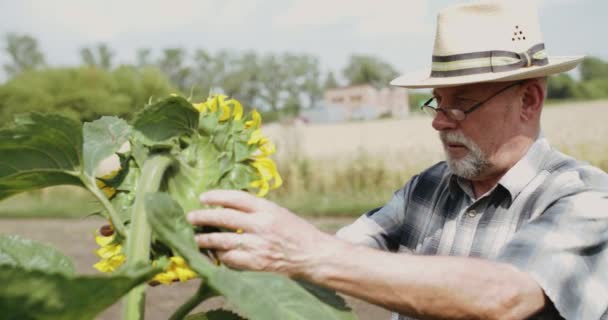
[0,234,75,276]
[145,192,214,276]
[0,113,84,200]
[132,96,199,143]
[83,116,132,177]
[0,263,160,320]
[145,192,358,320]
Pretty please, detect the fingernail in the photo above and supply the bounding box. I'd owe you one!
[186,212,195,222]
[199,194,207,203]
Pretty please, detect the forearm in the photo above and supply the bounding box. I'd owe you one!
[301,239,546,320]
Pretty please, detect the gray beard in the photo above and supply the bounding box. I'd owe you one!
[440,131,489,179]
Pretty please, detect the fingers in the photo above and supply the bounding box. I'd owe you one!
[195,232,252,251]
[215,250,256,271]
[199,190,273,213]
[187,208,255,232]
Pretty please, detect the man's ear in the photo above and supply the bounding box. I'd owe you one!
[520,79,545,121]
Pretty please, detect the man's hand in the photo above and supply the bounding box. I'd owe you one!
[187,190,337,277]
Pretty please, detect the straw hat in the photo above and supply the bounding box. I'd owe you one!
[390,0,584,88]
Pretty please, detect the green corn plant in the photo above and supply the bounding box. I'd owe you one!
[0,94,357,320]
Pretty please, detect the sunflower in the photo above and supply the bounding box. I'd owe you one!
[92,94,282,284]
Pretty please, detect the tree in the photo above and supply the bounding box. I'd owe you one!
[226,51,261,109]
[3,33,46,77]
[258,54,287,111]
[342,54,398,87]
[0,66,175,124]
[136,48,152,68]
[547,73,581,99]
[157,48,191,91]
[192,48,227,99]
[579,56,608,81]
[324,71,339,90]
[80,44,114,70]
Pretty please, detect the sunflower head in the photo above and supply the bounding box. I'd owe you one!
[92,94,283,285]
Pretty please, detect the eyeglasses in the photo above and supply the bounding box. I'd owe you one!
[420,81,524,121]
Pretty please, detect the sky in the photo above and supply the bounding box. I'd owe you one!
[0,0,606,83]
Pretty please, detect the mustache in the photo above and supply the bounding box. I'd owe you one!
[439,131,473,148]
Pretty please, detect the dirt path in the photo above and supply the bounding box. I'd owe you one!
[0,217,391,320]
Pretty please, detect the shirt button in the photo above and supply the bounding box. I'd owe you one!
[467,210,477,217]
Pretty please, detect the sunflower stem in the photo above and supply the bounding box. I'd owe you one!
[123,155,174,320]
[83,177,127,237]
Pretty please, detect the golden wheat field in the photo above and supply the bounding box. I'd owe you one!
[264,100,608,170]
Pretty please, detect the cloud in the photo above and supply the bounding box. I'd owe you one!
[273,0,430,37]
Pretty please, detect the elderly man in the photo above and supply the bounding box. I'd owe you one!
[187,1,608,319]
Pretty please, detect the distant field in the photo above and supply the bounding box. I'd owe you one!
[264,100,608,169]
[262,100,608,215]
[1,100,607,218]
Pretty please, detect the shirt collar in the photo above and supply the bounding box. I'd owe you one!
[447,135,550,203]
[498,136,550,202]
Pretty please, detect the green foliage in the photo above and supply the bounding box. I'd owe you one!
[0,113,84,200]
[3,33,46,77]
[0,235,75,275]
[83,116,132,176]
[0,264,161,320]
[342,55,398,87]
[547,73,583,99]
[408,91,432,113]
[547,56,608,100]
[0,113,131,234]
[80,43,114,70]
[0,66,175,125]
[579,56,608,81]
[132,96,198,143]
[158,48,192,91]
[0,235,162,320]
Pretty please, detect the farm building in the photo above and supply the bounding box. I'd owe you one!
[301,84,409,123]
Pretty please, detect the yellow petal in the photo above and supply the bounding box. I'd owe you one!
[169,256,187,267]
[207,94,228,113]
[231,100,243,120]
[192,102,207,113]
[174,265,197,282]
[206,96,218,113]
[93,254,126,273]
[95,234,114,247]
[251,157,282,190]
[247,129,264,145]
[272,169,283,189]
[93,259,114,273]
[245,109,261,129]
[251,157,276,180]
[259,141,276,157]
[219,104,231,121]
[250,179,270,197]
[153,270,177,285]
[95,243,122,259]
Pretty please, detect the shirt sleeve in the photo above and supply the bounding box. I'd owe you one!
[495,189,608,320]
[335,176,418,252]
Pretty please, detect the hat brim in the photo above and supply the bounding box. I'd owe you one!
[390,56,585,89]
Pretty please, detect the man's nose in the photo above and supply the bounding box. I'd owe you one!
[431,110,458,131]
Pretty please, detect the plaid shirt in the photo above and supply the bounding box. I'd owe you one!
[336,137,608,320]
